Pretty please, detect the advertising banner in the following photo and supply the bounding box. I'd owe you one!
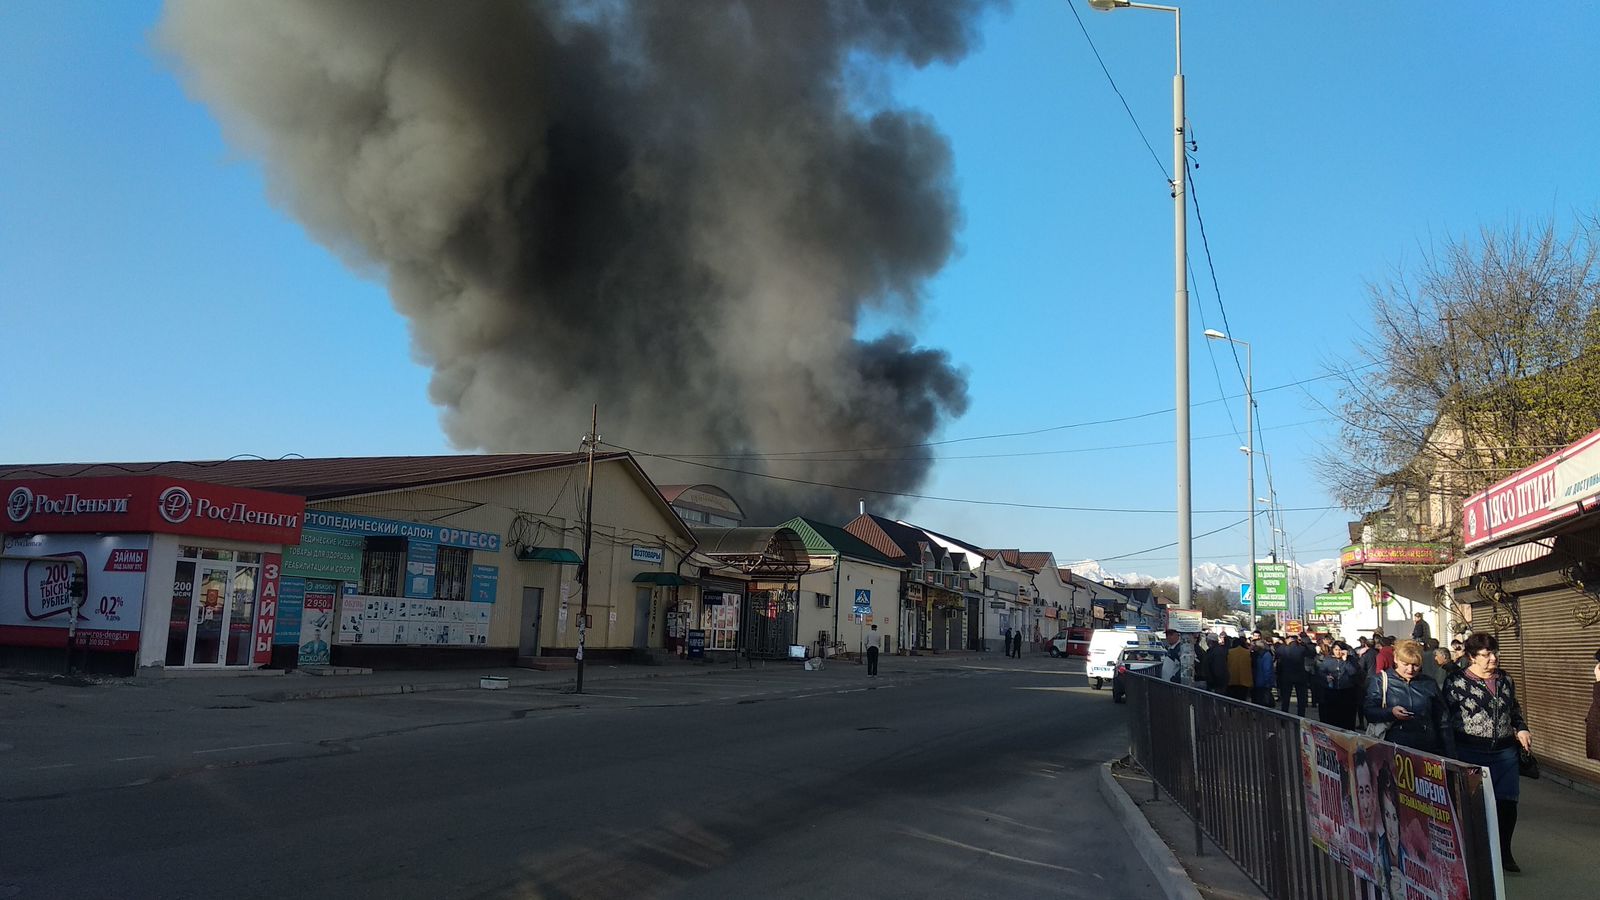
[470,565,499,603]
[281,529,363,581]
[298,588,334,665]
[1168,608,1203,633]
[1,477,304,545]
[253,553,282,664]
[403,540,438,599]
[275,576,306,645]
[1253,563,1290,611]
[1459,426,1600,550]
[1300,722,1476,899]
[0,533,150,650]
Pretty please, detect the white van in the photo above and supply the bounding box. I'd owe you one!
[1086,627,1158,689]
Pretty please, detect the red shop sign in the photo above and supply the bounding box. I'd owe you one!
[1,476,304,545]
[1460,427,1600,551]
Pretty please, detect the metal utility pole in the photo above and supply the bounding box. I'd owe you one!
[576,404,598,695]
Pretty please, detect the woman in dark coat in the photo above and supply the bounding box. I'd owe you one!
[1362,640,1451,756]
[1444,632,1533,873]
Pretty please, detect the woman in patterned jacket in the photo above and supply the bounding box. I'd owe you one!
[1444,632,1532,873]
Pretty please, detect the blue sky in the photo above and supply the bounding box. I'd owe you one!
[4,2,1597,577]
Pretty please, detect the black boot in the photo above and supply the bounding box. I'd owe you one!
[1499,800,1520,873]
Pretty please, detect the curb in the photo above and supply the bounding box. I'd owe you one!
[1098,761,1203,900]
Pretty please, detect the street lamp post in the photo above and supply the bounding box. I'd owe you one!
[1204,329,1253,597]
[1088,0,1192,609]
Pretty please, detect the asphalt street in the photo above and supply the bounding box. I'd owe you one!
[1,658,1159,900]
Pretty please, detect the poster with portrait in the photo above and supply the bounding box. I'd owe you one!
[1300,723,1475,900]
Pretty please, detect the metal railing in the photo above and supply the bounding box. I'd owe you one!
[1124,672,1501,900]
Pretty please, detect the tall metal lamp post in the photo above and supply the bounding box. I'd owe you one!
[1088,0,1192,608]
[1204,329,1254,594]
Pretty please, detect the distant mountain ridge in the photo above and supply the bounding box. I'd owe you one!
[1065,558,1341,600]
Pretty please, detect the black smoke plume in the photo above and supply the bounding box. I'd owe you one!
[159,0,985,521]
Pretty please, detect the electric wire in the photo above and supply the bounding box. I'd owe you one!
[1066,0,1170,182]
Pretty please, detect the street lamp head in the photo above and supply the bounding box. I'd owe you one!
[1087,0,1130,10]
[1256,497,1271,504]
[1203,329,1227,340]
[1238,446,1251,455]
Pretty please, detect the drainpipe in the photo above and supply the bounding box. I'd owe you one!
[832,554,842,659]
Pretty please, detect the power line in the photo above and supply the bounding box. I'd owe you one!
[609,441,1341,515]
[1096,517,1249,562]
[1066,0,1170,182]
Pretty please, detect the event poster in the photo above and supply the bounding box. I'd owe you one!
[1301,722,1473,900]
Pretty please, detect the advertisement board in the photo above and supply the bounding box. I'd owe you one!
[1459,425,1600,550]
[280,529,363,581]
[336,593,490,646]
[298,588,334,665]
[1253,563,1290,611]
[403,540,438,599]
[1315,591,1356,612]
[470,565,499,603]
[1168,608,1203,633]
[301,509,500,552]
[0,533,150,650]
[1301,722,1479,899]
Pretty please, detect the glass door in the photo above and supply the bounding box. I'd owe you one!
[191,564,231,665]
[226,565,257,666]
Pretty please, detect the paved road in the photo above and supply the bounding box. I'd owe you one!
[1,660,1158,899]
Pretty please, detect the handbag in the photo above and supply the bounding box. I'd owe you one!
[1519,747,1541,779]
[1364,672,1392,739]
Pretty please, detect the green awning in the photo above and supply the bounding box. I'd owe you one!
[516,547,582,564]
[633,572,694,586]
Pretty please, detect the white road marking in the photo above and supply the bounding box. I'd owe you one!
[112,755,156,762]
[898,828,1081,873]
[31,763,74,770]
[192,741,294,755]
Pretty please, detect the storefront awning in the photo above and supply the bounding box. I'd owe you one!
[516,546,583,564]
[633,572,694,586]
[1434,539,1556,588]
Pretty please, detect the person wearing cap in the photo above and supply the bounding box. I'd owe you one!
[1160,628,1183,682]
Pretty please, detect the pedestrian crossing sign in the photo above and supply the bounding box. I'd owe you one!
[1239,582,1252,605]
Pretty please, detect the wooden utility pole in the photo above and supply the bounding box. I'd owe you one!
[576,404,598,694]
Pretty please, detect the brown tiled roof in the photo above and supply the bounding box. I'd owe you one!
[0,453,609,501]
[1018,552,1055,571]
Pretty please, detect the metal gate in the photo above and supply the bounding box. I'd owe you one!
[743,588,796,659]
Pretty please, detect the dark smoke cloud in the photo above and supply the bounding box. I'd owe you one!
[159,0,987,521]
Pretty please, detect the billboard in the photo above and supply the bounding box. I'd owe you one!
[1253,563,1290,611]
[0,533,150,650]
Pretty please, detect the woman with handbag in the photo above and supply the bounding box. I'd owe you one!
[1361,640,1451,755]
[1444,632,1533,873]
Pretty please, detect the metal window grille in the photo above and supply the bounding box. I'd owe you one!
[361,546,404,597]
[435,547,470,601]
[815,593,831,608]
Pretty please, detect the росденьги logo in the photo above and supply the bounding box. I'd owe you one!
[6,486,33,523]
[158,486,194,524]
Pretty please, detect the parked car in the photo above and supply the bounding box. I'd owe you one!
[1111,646,1166,703]
[1048,626,1092,658]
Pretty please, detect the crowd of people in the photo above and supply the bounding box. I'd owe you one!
[1176,614,1545,873]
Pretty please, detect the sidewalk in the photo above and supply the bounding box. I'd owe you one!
[1100,754,1600,900]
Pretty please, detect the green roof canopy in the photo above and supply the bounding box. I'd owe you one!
[516,546,582,564]
[632,572,694,586]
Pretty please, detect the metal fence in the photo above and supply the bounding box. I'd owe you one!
[1124,672,1501,900]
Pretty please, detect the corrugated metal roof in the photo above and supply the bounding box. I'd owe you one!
[1434,539,1557,587]
[780,516,903,568]
[0,453,607,500]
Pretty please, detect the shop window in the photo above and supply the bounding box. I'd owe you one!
[435,547,470,601]
[201,548,234,561]
[361,537,406,597]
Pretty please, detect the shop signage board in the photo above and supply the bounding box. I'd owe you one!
[1315,591,1356,612]
[1549,431,1600,510]
[1,477,304,545]
[301,509,500,552]
[1460,425,1600,550]
[0,533,150,650]
[631,545,664,564]
[686,629,706,658]
[1339,544,1452,568]
[1300,721,1482,898]
[470,565,498,603]
[1253,563,1290,611]
[281,529,363,581]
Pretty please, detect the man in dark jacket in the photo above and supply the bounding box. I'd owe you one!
[1276,634,1311,717]
[1203,634,1230,693]
[1411,612,1431,643]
